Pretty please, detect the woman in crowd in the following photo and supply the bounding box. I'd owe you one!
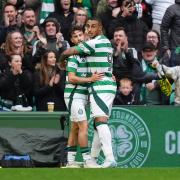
[0,54,32,111]
[0,30,34,72]
[33,50,66,111]
[72,7,88,28]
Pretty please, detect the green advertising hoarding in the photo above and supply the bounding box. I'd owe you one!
[90,106,180,168]
[0,106,180,167]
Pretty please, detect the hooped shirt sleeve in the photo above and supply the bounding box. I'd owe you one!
[66,55,78,73]
[75,38,96,55]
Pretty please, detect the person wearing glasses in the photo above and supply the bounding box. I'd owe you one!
[72,7,88,28]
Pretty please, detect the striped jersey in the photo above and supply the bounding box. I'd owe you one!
[75,35,117,94]
[64,55,88,100]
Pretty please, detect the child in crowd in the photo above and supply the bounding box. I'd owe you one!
[113,78,137,105]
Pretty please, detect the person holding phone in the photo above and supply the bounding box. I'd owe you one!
[108,0,149,52]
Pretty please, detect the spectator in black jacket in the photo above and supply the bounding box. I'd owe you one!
[32,17,70,67]
[113,78,137,105]
[33,50,66,111]
[111,27,159,103]
[0,30,34,72]
[97,0,122,39]
[0,54,33,110]
[20,8,40,53]
[161,0,180,67]
[112,26,138,83]
[108,0,149,52]
[47,0,74,42]
[0,3,19,46]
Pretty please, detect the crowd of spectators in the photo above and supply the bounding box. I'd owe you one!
[0,0,179,111]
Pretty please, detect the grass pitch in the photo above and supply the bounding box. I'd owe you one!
[0,168,180,180]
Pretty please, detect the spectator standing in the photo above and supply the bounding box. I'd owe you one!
[161,0,180,67]
[33,50,66,111]
[146,30,160,53]
[98,0,122,39]
[140,42,163,105]
[134,0,152,29]
[0,3,18,45]
[73,0,94,17]
[48,0,74,42]
[72,7,88,28]
[0,54,32,110]
[0,0,24,22]
[145,0,174,34]
[111,26,138,82]
[108,0,149,52]
[0,30,34,73]
[20,8,41,53]
[111,27,158,104]
[146,29,171,68]
[33,17,69,66]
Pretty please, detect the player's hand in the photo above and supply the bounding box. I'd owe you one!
[90,72,104,82]
[112,75,116,81]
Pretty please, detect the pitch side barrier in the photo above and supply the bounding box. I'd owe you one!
[0,106,180,167]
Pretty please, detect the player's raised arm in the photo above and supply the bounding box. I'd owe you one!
[59,46,79,61]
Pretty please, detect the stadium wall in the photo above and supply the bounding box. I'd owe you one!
[0,106,180,167]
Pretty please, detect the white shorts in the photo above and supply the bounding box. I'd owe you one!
[90,93,115,118]
[65,98,88,122]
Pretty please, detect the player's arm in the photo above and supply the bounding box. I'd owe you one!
[59,47,79,63]
[68,72,104,84]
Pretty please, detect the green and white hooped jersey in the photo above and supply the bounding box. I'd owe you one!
[75,35,117,94]
[64,55,89,100]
